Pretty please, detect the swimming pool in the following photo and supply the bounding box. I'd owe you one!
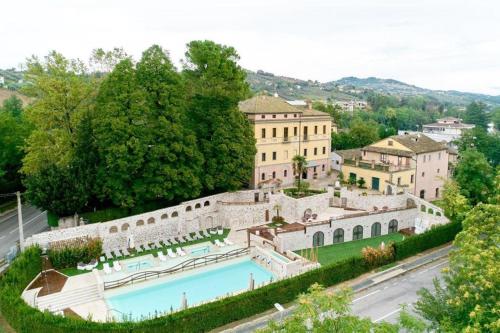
[126,260,153,272]
[106,259,274,320]
[190,245,210,256]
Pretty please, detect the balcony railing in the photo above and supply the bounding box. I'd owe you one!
[343,159,413,172]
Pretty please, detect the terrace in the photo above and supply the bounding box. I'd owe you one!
[343,158,413,172]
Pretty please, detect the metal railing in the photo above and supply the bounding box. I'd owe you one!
[103,247,250,290]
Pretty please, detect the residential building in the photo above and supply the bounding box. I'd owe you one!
[333,100,368,112]
[239,95,334,189]
[421,117,475,144]
[340,134,449,200]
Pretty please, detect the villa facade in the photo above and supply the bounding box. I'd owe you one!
[239,95,335,189]
[339,134,449,200]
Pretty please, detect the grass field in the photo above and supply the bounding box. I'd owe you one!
[296,233,405,266]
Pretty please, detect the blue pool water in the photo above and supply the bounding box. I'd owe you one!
[106,259,274,320]
[126,260,153,272]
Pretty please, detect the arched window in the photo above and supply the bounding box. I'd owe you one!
[147,217,155,224]
[136,220,144,227]
[419,190,425,199]
[109,226,118,234]
[312,231,324,247]
[333,228,344,243]
[171,211,179,217]
[204,201,210,207]
[195,203,201,209]
[121,223,129,232]
[161,214,168,220]
[427,208,434,214]
[436,211,442,216]
[371,222,381,237]
[186,206,192,212]
[388,219,398,233]
[353,225,363,240]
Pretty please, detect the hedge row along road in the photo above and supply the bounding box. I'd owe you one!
[0,222,461,333]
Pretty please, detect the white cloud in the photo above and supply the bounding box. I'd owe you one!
[1,0,499,94]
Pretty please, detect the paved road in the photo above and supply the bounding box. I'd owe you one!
[0,204,48,258]
[220,249,449,332]
[352,258,447,323]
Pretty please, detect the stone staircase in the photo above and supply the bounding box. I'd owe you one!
[36,284,101,312]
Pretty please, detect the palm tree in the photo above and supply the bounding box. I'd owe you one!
[292,154,307,191]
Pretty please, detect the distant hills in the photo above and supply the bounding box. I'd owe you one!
[247,70,500,107]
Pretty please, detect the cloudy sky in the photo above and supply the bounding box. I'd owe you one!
[2,0,499,95]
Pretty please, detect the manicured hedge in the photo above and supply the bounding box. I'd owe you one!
[48,238,103,269]
[393,221,462,260]
[0,221,461,333]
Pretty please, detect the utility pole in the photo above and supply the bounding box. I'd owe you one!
[16,191,24,251]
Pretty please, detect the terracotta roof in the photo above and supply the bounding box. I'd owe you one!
[239,95,330,117]
[239,95,301,114]
[363,146,414,157]
[335,149,362,160]
[391,134,447,154]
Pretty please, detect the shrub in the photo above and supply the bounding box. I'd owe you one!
[47,211,59,227]
[393,221,462,260]
[357,178,366,188]
[362,243,394,268]
[272,216,285,223]
[48,237,102,269]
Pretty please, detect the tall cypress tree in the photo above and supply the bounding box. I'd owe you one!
[135,45,203,202]
[93,58,149,208]
[183,40,256,192]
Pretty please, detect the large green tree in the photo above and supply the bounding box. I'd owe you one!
[456,127,500,166]
[454,150,494,205]
[135,45,203,202]
[0,98,31,193]
[440,180,471,223]
[183,40,256,192]
[21,52,97,214]
[332,118,380,150]
[416,204,500,332]
[463,101,489,130]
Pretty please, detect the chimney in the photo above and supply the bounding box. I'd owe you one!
[306,99,312,110]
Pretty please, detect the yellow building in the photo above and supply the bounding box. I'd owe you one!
[339,134,449,200]
[239,95,334,189]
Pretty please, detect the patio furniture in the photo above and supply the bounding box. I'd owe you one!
[184,235,193,242]
[105,250,114,260]
[169,238,178,245]
[217,228,223,235]
[113,261,122,272]
[158,251,167,262]
[214,239,225,247]
[77,262,86,270]
[103,263,112,275]
[136,246,144,253]
[149,242,157,249]
[209,228,217,235]
[176,248,186,256]
[167,248,177,258]
[142,243,151,251]
[176,237,185,244]
[121,248,130,256]
[113,249,123,258]
[154,241,163,248]
[86,259,98,270]
[99,256,106,262]
[223,238,234,246]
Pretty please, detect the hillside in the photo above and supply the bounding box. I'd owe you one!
[247,70,500,107]
[0,88,31,106]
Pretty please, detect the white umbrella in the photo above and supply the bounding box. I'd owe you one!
[181,292,188,310]
[249,273,255,291]
[128,234,135,249]
[380,241,385,250]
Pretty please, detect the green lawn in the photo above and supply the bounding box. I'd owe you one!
[60,229,230,276]
[296,233,405,266]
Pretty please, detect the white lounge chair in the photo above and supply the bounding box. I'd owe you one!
[214,239,225,247]
[175,237,185,244]
[158,251,167,262]
[167,248,177,258]
[121,248,130,256]
[113,261,122,272]
[176,248,186,256]
[223,238,234,246]
[103,262,113,274]
[77,262,86,270]
[217,228,223,235]
[100,256,106,262]
[149,242,157,249]
[143,243,151,251]
[200,230,209,238]
[184,235,193,242]
[154,241,162,248]
[105,250,114,260]
[169,238,178,245]
[136,246,144,253]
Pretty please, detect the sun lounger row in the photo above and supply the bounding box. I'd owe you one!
[213,238,234,247]
[157,247,187,262]
[103,261,122,275]
[77,259,98,271]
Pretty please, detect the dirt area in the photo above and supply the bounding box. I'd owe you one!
[63,308,82,320]
[27,270,67,297]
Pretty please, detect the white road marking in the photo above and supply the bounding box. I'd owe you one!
[24,211,46,226]
[418,268,429,275]
[353,289,381,303]
[374,308,402,322]
[427,261,447,271]
[9,228,18,234]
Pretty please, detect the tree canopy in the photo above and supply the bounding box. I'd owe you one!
[454,150,494,205]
